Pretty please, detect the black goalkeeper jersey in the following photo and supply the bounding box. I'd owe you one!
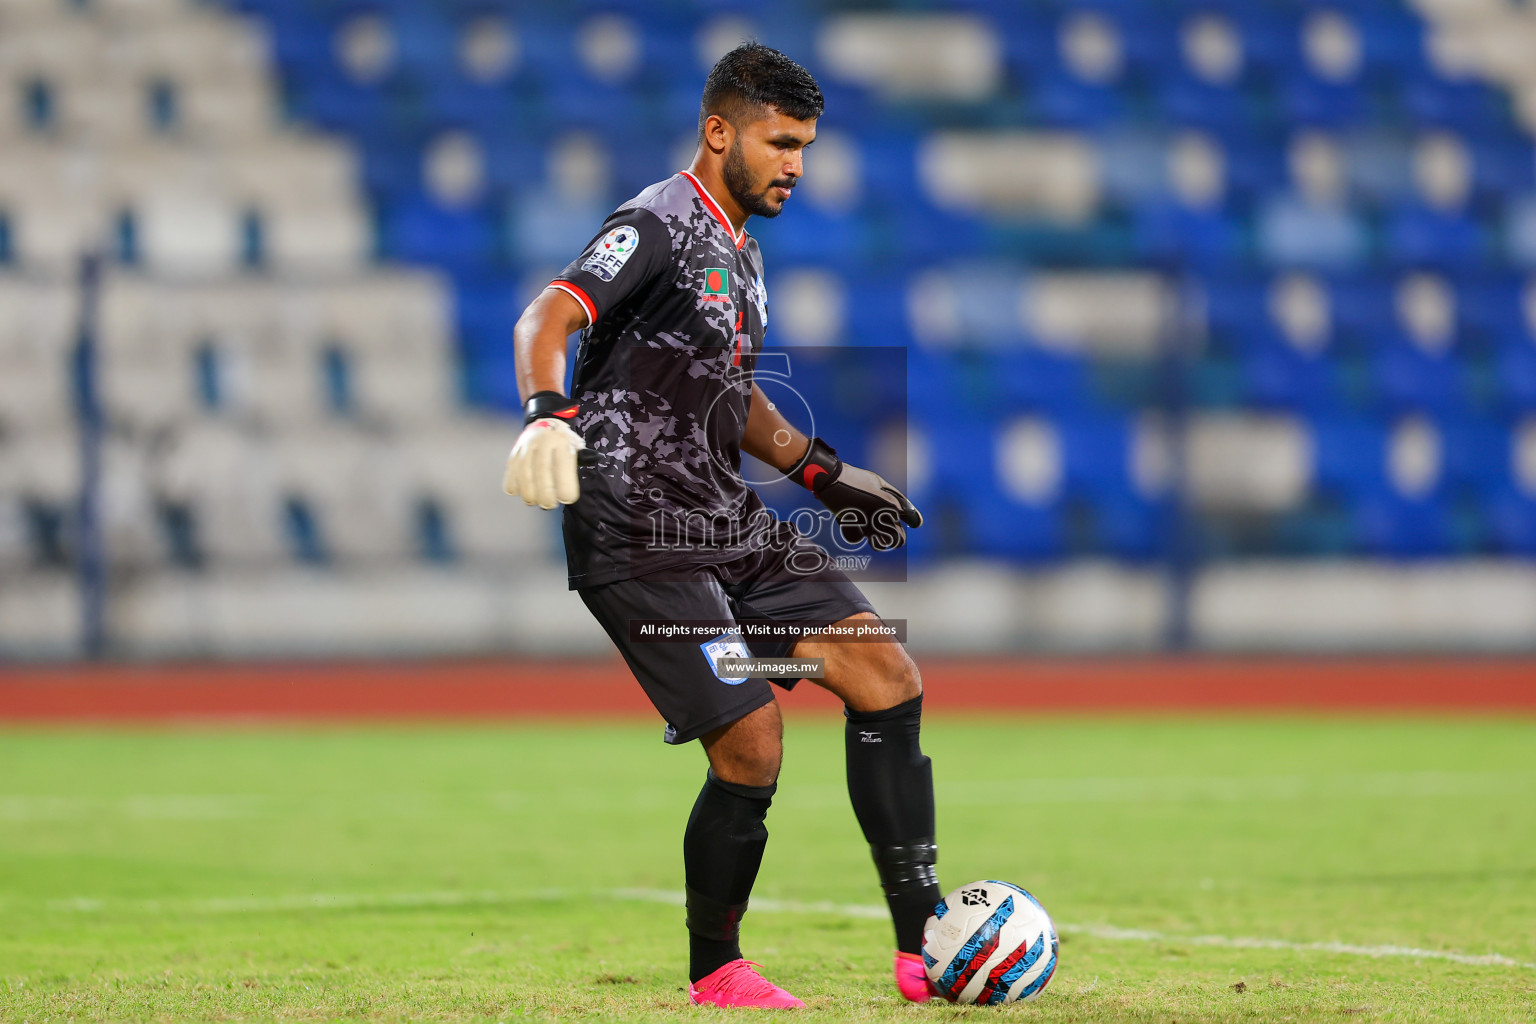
[549,171,774,589]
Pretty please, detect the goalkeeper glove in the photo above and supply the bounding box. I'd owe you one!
[785,437,923,551]
[503,391,586,509]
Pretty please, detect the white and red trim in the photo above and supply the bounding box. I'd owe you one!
[680,170,746,250]
[547,280,597,328]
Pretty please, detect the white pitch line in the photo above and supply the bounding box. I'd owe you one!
[608,889,1535,968]
[0,795,262,821]
[1057,922,1536,969]
[35,886,1536,970]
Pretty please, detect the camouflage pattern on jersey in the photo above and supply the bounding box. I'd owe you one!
[551,173,773,588]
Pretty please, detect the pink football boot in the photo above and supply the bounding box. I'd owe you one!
[688,959,805,1009]
[894,951,936,1003]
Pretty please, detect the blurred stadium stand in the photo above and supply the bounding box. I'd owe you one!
[2,0,1535,657]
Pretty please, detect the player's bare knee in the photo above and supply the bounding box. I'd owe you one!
[702,701,783,787]
[895,648,922,701]
[879,644,922,707]
[707,742,781,788]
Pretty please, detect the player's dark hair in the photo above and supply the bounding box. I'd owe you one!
[699,42,823,138]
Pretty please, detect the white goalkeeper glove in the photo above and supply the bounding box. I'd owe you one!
[502,392,586,509]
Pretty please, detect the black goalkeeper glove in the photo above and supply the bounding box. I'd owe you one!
[784,437,923,551]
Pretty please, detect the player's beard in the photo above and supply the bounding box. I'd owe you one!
[723,137,791,219]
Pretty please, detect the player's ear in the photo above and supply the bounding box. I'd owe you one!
[702,112,732,157]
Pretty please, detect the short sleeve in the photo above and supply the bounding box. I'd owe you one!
[549,207,671,328]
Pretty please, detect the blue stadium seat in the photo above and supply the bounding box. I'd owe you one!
[1133,201,1245,269]
[381,195,501,272]
[1311,415,1389,494]
[1219,133,1288,202]
[1355,10,1428,76]
[1237,330,1349,412]
[480,131,553,195]
[1402,72,1511,132]
[989,347,1091,415]
[1383,205,1488,268]
[1229,9,1302,76]
[1371,339,1474,415]
[967,483,1067,562]
[1306,414,1460,554]
[1116,11,1182,80]
[358,132,432,202]
[858,132,923,210]
[912,413,990,499]
[994,9,1061,80]
[1441,418,1512,493]
[1492,339,1536,411]
[1329,275,1394,345]
[759,204,865,266]
[1280,76,1368,128]
[420,78,530,137]
[539,80,647,137]
[1058,413,1133,496]
[1471,139,1536,199]
[1093,130,1168,205]
[1028,77,1129,129]
[291,79,401,135]
[1257,197,1369,270]
[1201,274,1272,338]
[1089,492,1167,560]
[1153,75,1256,133]
[844,274,913,348]
[506,191,609,267]
[1350,493,1457,556]
[1343,131,1416,207]
[1455,274,1524,340]
[383,5,459,74]
[1487,487,1536,553]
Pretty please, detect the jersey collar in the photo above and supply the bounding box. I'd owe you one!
[680,170,747,250]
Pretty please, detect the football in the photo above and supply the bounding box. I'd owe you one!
[922,879,1059,1004]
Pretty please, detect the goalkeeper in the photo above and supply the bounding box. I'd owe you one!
[504,43,939,1008]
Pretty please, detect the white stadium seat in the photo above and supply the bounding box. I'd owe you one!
[0,0,558,616]
[351,347,458,423]
[152,422,287,564]
[4,428,81,501]
[817,14,1001,101]
[401,420,556,562]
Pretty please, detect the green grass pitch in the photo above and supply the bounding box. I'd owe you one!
[1,714,1533,1022]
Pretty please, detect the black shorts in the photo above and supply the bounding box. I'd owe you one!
[578,538,876,745]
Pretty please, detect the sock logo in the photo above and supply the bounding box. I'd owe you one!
[858,730,882,743]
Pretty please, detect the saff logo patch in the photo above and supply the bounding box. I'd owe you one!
[700,631,749,684]
[581,225,640,282]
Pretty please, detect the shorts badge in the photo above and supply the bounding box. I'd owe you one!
[699,631,750,684]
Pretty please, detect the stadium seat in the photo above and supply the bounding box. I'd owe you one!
[1371,339,1474,415]
[381,194,500,271]
[1492,339,1536,411]
[1133,200,1244,269]
[1256,196,1369,270]
[1237,330,1349,413]
[1402,72,1511,132]
[1280,77,1368,128]
[1349,492,1458,556]
[1383,204,1488,268]
[1487,486,1536,554]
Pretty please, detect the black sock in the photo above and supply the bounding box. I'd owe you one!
[683,770,775,983]
[845,694,941,955]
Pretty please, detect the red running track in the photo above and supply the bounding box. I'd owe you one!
[0,658,1532,720]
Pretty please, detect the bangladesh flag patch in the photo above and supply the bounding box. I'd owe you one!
[702,268,729,296]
